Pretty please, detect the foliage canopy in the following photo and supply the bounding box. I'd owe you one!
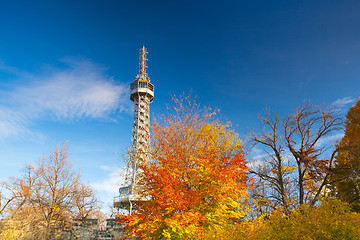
[331,97,360,212]
[119,97,249,239]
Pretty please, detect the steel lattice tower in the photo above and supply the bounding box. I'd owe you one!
[114,46,154,212]
[130,46,154,162]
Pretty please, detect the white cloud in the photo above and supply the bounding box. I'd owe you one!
[247,145,271,169]
[315,133,344,147]
[0,108,27,137]
[100,165,113,171]
[91,166,127,195]
[0,58,130,138]
[90,165,130,211]
[333,97,356,107]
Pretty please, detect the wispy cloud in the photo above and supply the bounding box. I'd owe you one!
[315,133,344,147]
[333,96,356,107]
[91,165,127,209]
[91,166,126,194]
[0,58,130,138]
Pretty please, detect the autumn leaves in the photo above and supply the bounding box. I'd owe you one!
[118,97,360,240]
[118,97,249,239]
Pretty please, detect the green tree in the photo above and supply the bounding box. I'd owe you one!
[332,97,360,212]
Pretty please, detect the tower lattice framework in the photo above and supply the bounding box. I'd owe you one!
[114,46,154,211]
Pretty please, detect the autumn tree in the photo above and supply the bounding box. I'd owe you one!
[119,97,249,240]
[248,109,296,216]
[1,143,101,239]
[331,97,360,212]
[249,101,343,214]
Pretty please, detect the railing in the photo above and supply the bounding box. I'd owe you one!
[114,186,131,203]
[114,194,129,203]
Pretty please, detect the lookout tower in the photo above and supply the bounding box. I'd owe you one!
[114,46,154,212]
[130,46,154,158]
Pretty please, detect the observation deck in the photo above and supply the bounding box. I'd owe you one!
[130,80,154,102]
[114,186,133,209]
[114,185,148,209]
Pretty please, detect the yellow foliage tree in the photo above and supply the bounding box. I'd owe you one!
[209,199,360,240]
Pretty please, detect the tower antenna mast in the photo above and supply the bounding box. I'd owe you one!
[137,45,150,81]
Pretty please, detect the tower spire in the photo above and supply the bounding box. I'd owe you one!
[136,46,150,81]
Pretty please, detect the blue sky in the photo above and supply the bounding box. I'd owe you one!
[0,0,359,211]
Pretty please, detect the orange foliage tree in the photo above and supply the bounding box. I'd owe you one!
[119,97,249,239]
